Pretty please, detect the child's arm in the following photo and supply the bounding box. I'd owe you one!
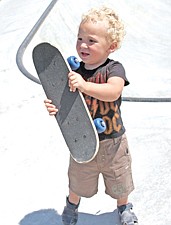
[68,71,124,102]
[44,99,58,116]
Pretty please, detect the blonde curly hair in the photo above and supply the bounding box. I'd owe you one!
[81,6,125,50]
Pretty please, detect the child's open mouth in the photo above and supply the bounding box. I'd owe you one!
[81,52,90,58]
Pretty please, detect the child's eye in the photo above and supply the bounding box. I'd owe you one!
[89,39,96,43]
[78,37,82,41]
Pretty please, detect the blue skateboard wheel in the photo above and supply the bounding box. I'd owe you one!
[67,56,80,70]
[94,118,106,133]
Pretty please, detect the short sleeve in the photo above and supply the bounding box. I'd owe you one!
[107,60,129,86]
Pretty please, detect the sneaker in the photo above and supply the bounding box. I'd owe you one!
[118,203,138,225]
[62,197,80,225]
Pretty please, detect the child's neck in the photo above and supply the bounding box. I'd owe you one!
[84,58,108,70]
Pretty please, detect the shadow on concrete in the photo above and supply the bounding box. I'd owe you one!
[19,208,121,225]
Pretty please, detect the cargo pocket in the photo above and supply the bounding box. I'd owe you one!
[112,135,132,180]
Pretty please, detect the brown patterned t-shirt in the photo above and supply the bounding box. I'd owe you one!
[76,58,129,141]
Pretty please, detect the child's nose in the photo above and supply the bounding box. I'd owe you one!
[80,42,88,48]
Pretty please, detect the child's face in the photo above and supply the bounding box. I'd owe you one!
[76,21,115,70]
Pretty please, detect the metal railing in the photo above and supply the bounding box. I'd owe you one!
[16,0,58,84]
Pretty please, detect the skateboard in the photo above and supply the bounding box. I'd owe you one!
[32,42,102,163]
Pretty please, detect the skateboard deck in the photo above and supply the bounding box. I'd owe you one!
[32,42,99,163]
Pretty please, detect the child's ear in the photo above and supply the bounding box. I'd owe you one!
[109,43,117,53]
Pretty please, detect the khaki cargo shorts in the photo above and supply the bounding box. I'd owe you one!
[68,133,134,199]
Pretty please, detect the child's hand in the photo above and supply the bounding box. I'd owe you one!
[44,99,58,116]
[68,71,86,92]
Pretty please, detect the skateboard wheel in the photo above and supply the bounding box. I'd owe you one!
[67,56,80,70]
[94,118,106,133]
